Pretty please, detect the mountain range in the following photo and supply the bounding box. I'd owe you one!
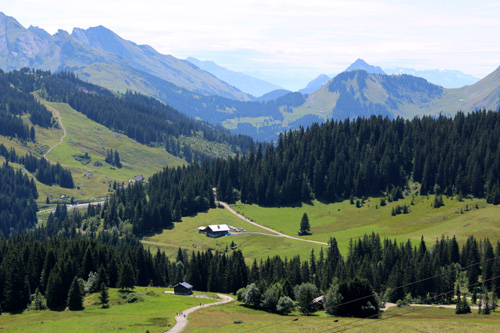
[1,11,500,142]
[384,67,479,88]
[0,12,250,101]
[185,57,282,97]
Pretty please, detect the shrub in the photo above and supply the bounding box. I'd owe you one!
[276,296,295,315]
[126,293,144,303]
[236,287,247,302]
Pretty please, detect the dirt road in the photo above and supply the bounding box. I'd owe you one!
[44,105,66,161]
[166,294,233,333]
[217,201,328,246]
[38,201,106,213]
[383,302,479,311]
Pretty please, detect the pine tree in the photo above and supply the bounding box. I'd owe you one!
[114,150,122,168]
[30,126,35,141]
[105,149,113,164]
[46,266,65,309]
[300,213,310,234]
[67,276,84,310]
[2,252,30,313]
[117,261,136,290]
[99,282,109,308]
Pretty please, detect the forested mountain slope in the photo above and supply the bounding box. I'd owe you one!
[93,111,500,237]
[2,69,253,163]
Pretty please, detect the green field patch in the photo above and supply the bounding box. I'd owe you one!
[187,301,500,332]
[231,196,498,255]
[0,287,218,332]
[142,207,325,262]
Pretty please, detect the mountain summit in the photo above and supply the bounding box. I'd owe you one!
[0,12,250,101]
[345,59,386,75]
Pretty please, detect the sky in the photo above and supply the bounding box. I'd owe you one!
[3,0,500,90]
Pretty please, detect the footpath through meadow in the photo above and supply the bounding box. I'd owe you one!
[166,294,233,333]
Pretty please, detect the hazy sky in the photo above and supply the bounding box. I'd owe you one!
[4,0,500,90]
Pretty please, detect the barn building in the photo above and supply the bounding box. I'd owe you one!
[174,282,193,295]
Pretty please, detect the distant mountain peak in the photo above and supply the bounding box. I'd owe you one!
[185,57,282,97]
[299,74,331,94]
[345,59,385,75]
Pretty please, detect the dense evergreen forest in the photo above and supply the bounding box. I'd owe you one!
[94,111,500,237]
[0,162,38,238]
[0,68,53,141]
[0,234,247,313]
[0,144,74,189]
[1,227,499,316]
[0,69,252,162]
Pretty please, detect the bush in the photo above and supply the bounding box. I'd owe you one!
[236,287,246,302]
[456,298,471,314]
[244,283,261,308]
[276,296,295,315]
[126,293,144,303]
[261,285,281,311]
[29,288,47,310]
[294,283,319,315]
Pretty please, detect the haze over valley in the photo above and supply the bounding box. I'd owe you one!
[1,2,500,331]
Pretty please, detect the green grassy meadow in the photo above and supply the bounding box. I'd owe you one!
[230,196,498,255]
[187,301,500,332]
[143,194,499,262]
[142,207,325,263]
[0,288,219,332]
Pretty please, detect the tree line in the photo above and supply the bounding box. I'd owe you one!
[0,234,246,313]
[0,161,38,238]
[234,233,500,317]
[0,68,53,141]
[2,230,499,317]
[213,112,500,206]
[0,144,74,189]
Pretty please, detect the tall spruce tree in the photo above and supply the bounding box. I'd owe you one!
[300,213,310,234]
[99,282,109,308]
[46,266,65,309]
[117,261,136,290]
[67,276,84,310]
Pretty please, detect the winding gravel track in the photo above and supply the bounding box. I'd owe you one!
[166,294,233,333]
[217,201,328,246]
[44,105,66,161]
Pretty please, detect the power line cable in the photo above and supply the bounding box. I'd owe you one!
[324,255,499,313]
[236,254,500,333]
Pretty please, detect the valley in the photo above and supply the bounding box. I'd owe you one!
[1,8,500,333]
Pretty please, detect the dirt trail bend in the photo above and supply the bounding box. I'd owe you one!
[166,294,233,333]
[217,201,328,246]
[44,105,66,161]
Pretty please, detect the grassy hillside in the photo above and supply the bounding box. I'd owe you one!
[142,207,325,263]
[1,96,185,205]
[232,196,497,254]
[188,301,500,332]
[0,287,219,332]
[143,193,499,262]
